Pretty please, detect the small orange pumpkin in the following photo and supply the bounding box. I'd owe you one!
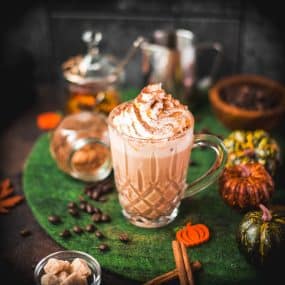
[219,163,274,210]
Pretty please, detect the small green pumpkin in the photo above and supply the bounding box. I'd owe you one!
[237,204,285,268]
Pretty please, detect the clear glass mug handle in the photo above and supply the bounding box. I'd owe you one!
[68,137,112,182]
[183,133,227,198]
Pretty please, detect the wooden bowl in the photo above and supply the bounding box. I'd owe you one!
[208,74,285,130]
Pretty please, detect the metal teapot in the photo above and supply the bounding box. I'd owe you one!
[140,29,223,104]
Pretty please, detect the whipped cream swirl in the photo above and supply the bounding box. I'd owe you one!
[110,83,192,139]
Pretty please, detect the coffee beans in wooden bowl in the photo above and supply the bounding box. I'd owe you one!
[209,74,285,130]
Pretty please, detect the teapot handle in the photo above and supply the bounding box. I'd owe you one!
[196,42,223,91]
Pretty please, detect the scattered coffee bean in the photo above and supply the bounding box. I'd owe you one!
[85,190,92,198]
[91,191,101,201]
[85,224,96,233]
[48,215,61,225]
[78,195,86,202]
[93,207,102,214]
[95,230,104,239]
[68,208,80,217]
[101,183,113,193]
[79,202,87,211]
[119,233,130,243]
[85,203,94,214]
[101,214,111,222]
[98,243,109,252]
[92,213,102,223]
[67,202,77,209]
[189,160,198,167]
[98,196,108,202]
[73,225,83,234]
[20,229,31,237]
[60,229,71,238]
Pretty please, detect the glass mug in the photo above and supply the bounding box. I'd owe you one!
[108,102,227,228]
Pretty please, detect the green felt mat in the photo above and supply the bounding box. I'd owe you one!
[23,89,285,284]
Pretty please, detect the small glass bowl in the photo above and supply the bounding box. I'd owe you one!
[34,250,101,285]
[49,111,112,182]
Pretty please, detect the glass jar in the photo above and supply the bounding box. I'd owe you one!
[34,250,101,285]
[50,111,112,182]
[62,31,124,115]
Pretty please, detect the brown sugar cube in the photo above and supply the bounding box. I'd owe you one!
[43,258,71,275]
[56,271,69,283]
[41,273,60,285]
[61,272,88,285]
[71,258,92,278]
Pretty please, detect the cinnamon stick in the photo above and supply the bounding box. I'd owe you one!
[144,268,177,285]
[143,261,202,285]
[179,241,195,285]
[172,240,188,285]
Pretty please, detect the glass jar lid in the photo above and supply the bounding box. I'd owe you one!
[62,31,120,85]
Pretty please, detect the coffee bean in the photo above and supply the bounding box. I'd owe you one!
[119,233,130,243]
[86,190,92,198]
[92,213,102,223]
[95,230,104,239]
[91,191,101,201]
[79,202,86,211]
[101,214,111,222]
[85,204,94,214]
[101,183,113,193]
[189,160,198,167]
[68,208,80,217]
[98,243,109,252]
[67,202,77,209]
[60,229,71,238]
[98,196,108,202]
[73,226,83,234]
[93,207,102,214]
[48,215,61,225]
[85,224,96,233]
[20,229,31,237]
[84,185,92,193]
[78,195,86,202]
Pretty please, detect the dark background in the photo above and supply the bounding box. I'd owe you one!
[0,0,284,132]
[0,0,285,132]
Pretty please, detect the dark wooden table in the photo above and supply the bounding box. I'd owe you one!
[0,85,140,285]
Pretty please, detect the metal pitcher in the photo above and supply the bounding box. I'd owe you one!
[141,29,223,104]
